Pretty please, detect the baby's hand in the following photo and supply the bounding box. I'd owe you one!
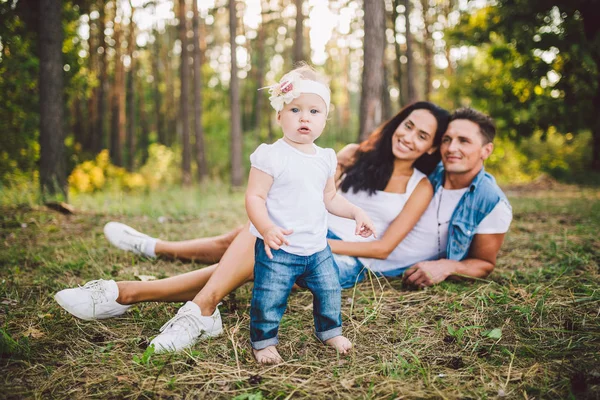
[262,225,294,259]
[354,209,377,238]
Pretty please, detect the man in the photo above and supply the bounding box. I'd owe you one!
[399,107,512,287]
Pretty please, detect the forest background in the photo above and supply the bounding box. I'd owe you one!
[2,1,600,398]
[2,0,600,203]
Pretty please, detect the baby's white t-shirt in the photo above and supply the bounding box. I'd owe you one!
[249,139,337,256]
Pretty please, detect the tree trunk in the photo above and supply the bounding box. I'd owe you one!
[229,0,243,187]
[255,21,265,135]
[179,0,191,185]
[403,0,417,103]
[137,76,150,165]
[420,0,432,101]
[94,0,107,153]
[580,3,600,170]
[165,26,177,146]
[382,63,392,120]
[358,0,385,141]
[110,16,124,166]
[39,0,66,200]
[382,6,392,120]
[192,0,207,181]
[152,29,165,145]
[85,4,98,153]
[73,96,85,151]
[294,0,304,63]
[392,0,406,107]
[125,3,136,171]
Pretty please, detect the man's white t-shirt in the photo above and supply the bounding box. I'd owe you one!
[248,139,337,256]
[367,186,512,273]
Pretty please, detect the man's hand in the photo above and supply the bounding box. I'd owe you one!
[402,260,457,288]
[262,226,293,259]
[354,208,377,238]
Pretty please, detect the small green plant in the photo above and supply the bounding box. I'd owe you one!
[132,344,155,366]
[0,328,30,359]
[233,392,263,400]
[446,325,482,344]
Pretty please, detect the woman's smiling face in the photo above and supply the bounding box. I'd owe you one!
[390,109,438,161]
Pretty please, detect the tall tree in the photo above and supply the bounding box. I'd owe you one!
[137,74,150,165]
[420,0,433,101]
[152,30,165,145]
[109,11,125,166]
[294,0,304,63]
[392,0,406,107]
[192,0,207,181]
[125,2,136,171]
[403,0,417,103]
[39,0,66,199]
[178,0,191,185]
[85,3,99,153]
[359,0,385,140]
[254,18,266,135]
[229,0,243,187]
[94,0,108,153]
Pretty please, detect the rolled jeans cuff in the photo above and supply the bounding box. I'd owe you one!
[251,335,279,350]
[315,326,343,343]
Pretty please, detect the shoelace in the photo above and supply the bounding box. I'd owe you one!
[159,309,205,335]
[121,229,147,253]
[79,280,109,303]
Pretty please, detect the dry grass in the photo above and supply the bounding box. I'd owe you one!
[1,184,599,399]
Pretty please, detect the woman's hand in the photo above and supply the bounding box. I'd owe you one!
[262,226,293,259]
[354,208,377,238]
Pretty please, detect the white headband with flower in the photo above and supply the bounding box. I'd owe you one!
[262,71,331,114]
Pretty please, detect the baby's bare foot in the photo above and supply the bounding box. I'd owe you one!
[253,345,283,364]
[324,335,353,354]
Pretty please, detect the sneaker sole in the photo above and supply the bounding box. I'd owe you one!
[54,292,131,321]
[151,328,225,354]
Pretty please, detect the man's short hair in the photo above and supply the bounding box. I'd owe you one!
[450,108,496,144]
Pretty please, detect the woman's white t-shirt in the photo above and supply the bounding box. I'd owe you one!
[368,186,512,273]
[327,169,427,270]
[249,139,337,256]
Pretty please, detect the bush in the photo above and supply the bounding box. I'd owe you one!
[68,145,180,194]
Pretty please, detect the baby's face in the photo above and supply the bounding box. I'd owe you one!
[277,93,327,146]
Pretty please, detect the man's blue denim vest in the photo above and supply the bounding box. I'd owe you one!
[428,163,511,261]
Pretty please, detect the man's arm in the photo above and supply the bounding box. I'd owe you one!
[402,233,506,287]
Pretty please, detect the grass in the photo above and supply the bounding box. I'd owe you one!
[1,182,599,399]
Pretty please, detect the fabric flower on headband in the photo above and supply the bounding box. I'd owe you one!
[260,71,331,114]
[266,71,302,112]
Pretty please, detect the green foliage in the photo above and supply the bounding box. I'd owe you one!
[485,130,592,183]
[446,1,599,170]
[0,3,39,183]
[0,0,88,185]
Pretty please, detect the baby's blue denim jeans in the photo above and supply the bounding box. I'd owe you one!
[250,238,343,350]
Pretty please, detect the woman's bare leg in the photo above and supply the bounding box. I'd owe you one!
[116,265,219,304]
[192,225,256,315]
[115,223,256,316]
[154,226,243,263]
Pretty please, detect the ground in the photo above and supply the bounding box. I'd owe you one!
[1,183,599,399]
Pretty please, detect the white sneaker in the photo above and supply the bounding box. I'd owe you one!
[150,301,223,353]
[103,222,156,257]
[54,279,131,320]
